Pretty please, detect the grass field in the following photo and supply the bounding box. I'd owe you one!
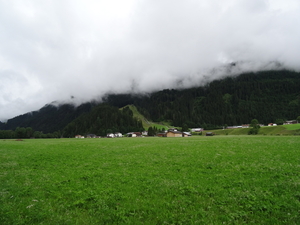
[283,123,300,130]
[209,124,300,136]
[1,136,299,224]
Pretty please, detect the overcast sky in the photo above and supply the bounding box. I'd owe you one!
[1,0,300,121]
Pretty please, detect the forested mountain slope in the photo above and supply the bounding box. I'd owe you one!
[105,70,300,128]
[63,104,144,137]
[1,70,299,133]
[0,102,96,133]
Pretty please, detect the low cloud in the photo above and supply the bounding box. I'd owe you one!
[0,0,300,121]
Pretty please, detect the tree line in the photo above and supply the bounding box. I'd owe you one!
[0,127,61,139]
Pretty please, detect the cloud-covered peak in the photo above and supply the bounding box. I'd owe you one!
[1,0,300,121]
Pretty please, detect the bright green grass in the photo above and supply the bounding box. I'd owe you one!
[283,124,300,130]
[211,125,300,135]
[1,137,299,224]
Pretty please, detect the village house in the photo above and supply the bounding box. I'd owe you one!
[75,135,84,138]
[268,123,277,126]
[166,129,183,137]
[183,132,192,137]
[227,126,239,129]
[106,132,123,138]
[133,132,142,137]
[107,133,115,138]
[191,128,203,132]
[206,132,214,136]
[114,132,123,137]
[284,120,298,124]
[127,132,142,137]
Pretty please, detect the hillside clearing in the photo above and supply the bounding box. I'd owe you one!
[122,104,170,130]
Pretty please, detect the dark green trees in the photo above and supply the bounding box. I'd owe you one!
[275,119,284,125]
[181,123,189,132]
[0,127,61,139]
[248,119,260,135]
[148,127,155,136]
[125,70,300,128]
[63,104,144,137]
[148,126,160,136]
[1,102,95,133]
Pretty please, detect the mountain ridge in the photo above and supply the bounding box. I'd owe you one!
[1,69,299,133]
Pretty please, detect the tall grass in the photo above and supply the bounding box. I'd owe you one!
[1,136,299,224]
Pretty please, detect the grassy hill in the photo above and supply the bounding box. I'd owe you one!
[121,105,170,130]
[205,124,300,135]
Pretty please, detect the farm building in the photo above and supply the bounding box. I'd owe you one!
[127,132,142,137]
[114,132,123,137]
[75,135,84,138]
[284,120,298,124]
[206,132,214,136]
[191,128,203,132]
[268,123,277,126]
[183,132,192,137]
[106,132,123,138]
[107,133,115,138]
[157,133,166,137]
[166,129,183,137]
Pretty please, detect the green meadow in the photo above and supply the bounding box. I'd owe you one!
[1,136,299,224]
[283,123,300,130]
[210,124,300,136]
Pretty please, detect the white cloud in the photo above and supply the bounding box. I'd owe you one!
[0,0,300,121]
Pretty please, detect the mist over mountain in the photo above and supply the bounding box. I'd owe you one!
[1,70,299,135]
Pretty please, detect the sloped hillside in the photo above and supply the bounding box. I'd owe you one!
[63,104,144,137]
[1,102,96,133]
[121,105,170,130]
